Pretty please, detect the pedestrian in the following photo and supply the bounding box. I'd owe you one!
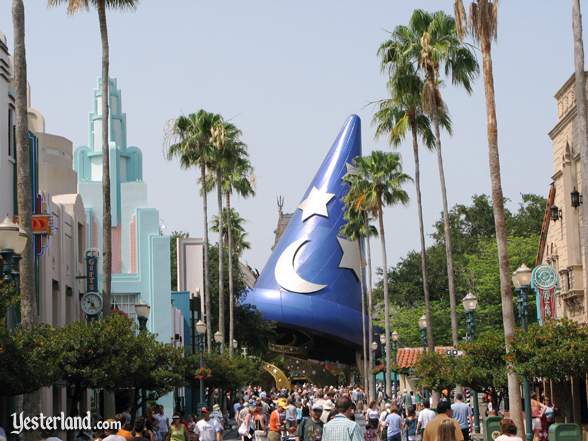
[493,419,522,441]
[194,409,214,441]
[436,420,458,441]
[530,393,546,441]
[253,401,268,441]
[210,404,225,441]
[116,414,133,441]
[321,397,363,441]
[167,415,188,441]
[132,418,151,441]
[423,402,462,441]
[383,406,402,441]
[155,406,170,441]
[416,400,436,437]
[102,421,127,441]
[404,408,417,441]
[286,399,298,428]
[450,394,472,441]
[297,403,324,441]
[268,398,287,441]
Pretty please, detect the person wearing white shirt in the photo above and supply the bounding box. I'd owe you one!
[416,401,436,435]
[194,409,215,441]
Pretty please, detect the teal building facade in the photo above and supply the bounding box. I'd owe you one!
[74,78,174,412]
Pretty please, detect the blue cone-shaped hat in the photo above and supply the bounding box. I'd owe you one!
[244,115,363,346]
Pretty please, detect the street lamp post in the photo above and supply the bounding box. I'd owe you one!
[418,315,427,349]
[391,331,399,398]
[0,217,27,282]
[135,302,151,416]
[513,264,533,441]
[462,292,480,433]
[371,341,378,397]
[196,319,207,409]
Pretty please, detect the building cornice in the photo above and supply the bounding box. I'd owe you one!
[554,73,577,100]
[549,106,576,140]
[551,170,563,181]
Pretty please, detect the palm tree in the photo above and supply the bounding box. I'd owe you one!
[378,9,478,350]
[219,156,254,357]
[344,151,411,398]
[211,208,251,256]
[209,118,242,354]
[454,0,523,433]
[373,64,451,358]
[48,0,138,317]
[166,110,218,352]
[340,208,378,399]
[12,1,39,437]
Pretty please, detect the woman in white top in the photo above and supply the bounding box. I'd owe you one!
[494,419,523,441]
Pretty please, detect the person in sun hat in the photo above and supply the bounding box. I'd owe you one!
[210,404,224,441]
[268,399,287,441]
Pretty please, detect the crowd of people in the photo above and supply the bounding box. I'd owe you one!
[19,383,556,441]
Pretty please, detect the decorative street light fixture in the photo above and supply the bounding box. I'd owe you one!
[0,217,27,282]
[232,339,238,350]
[462,292,478,341]
[461,292,480,433]
[512,263,533,441]
[134,302,150,332]
[195,319,207,410]
[213,330,223,345]
[379,333,386,345]
[371,341,378,352]
[418,315,427,349]
[134,301,150,416]
[196,320,207,336]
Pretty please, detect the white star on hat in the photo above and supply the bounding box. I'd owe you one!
[337,236,362,280]
[298,186,335,221]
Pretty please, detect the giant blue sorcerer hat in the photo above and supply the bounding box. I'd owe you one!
[243,115,363,346]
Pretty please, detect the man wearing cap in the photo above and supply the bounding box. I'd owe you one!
[194,409,215,441]
[297,403,323,441]
[268,399,287,441]
[321,398,363,441]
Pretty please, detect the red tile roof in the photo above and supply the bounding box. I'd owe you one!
[396,346,454,369]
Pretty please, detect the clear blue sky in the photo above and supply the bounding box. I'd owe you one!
[0,1,581,272]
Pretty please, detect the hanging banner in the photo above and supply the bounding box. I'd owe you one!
[531,264,559,324]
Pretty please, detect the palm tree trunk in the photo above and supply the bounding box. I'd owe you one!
[216,168,225,354]
[97,0,111,317]
[201,162,212,353]
[226,193,235,357]
[12,2,40,439]
[430,86,458,349]
[378,203,391,398]
[572,0,588,333]
[12,0,33,329]
[411,122,434,351]
[480,35,523,434]
[365,219,375,401]
[359,238,369,397]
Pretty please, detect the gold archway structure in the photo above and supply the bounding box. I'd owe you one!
[262,362,292,391]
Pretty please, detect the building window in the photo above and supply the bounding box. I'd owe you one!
[112,293,139,323]
[78,223,84,263]
[8,106,15,160]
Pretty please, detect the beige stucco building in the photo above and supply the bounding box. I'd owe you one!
[539,73,588,323]
[537,73,588,428]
